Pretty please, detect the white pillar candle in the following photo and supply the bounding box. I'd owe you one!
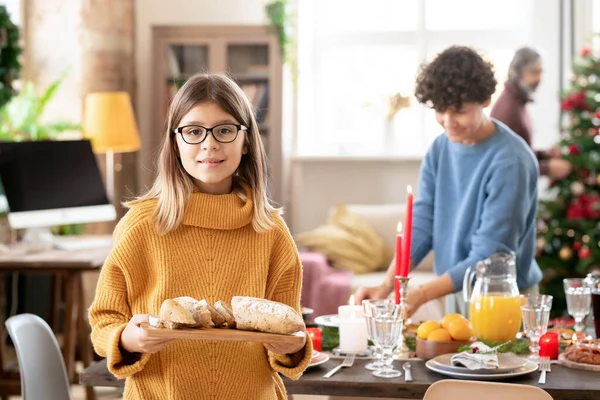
[338,315,368,354]
[338,294,365,319]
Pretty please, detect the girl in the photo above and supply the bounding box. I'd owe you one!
[89,73,312,400]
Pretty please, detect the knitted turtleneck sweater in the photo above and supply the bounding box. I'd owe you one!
[88,185,312,400]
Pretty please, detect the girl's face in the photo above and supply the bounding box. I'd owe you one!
[175,102,248,194]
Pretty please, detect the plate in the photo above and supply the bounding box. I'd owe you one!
[432,353,528,374]
[426,359,538,380]
[308,351,330,368]
[314,314,340,328]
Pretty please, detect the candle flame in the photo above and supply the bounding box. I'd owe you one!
[572,333,577,342]
[407,185,413,194]
[397,222,403,233]
[348,294,355,306]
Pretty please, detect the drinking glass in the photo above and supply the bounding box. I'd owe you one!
[520,294,553,363]
[364,300,403,378]
[362,300,387,371]
[563,278,592,333]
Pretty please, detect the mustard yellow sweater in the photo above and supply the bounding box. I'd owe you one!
[89,186,312,400]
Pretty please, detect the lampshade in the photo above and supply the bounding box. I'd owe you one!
[82,91,141,153]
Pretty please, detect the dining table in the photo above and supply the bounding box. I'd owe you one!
[79,355,600,399]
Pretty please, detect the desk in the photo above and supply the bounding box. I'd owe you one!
[0,241,111,400]
[80,357,600,400]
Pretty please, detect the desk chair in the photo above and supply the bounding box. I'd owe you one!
[424,379,553,400]
[5,313,71,400]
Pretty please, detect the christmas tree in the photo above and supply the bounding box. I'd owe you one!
[537,46,600,318]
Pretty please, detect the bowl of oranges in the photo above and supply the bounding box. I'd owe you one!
[415,313,475,360]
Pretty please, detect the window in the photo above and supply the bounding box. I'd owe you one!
[297,0,540,157]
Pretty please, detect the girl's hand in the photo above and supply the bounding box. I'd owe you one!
[264,332,307,355]
[120,314,177,354]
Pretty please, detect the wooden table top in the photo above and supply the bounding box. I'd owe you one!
[80,357,600,399]
[0,236,112,271]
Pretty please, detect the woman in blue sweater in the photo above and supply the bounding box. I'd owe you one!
[356,46,543,316]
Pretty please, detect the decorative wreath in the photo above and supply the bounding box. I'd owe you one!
[0,5,21,109]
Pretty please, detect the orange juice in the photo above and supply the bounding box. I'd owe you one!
[469,293,522,342]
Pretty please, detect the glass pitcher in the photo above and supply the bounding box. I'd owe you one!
[463,252,522,342]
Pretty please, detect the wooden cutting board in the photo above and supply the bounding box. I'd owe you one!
[140,323,306,345]
[558,353,600,371]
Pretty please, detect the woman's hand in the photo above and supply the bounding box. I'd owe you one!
[264,331,307,355]
[354,283,391,305]
[120,314,177,354]
[405,287,427,317]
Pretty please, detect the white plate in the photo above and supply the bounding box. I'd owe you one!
[308,351,330,368]
[432,353,528,374]
[314,314,340,328]
[425,359,538,380]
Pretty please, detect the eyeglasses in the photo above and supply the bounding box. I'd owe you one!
[175,124,247,144]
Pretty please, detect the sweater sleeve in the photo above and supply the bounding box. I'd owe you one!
[88,216,152,379]
[410,147,436,267]
[445,160,538,290]
[265,217,313,380]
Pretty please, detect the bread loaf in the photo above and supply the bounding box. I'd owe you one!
[173,296,214,328]
[231,296,304,335]
[159,299,197,326]
[214,300,236,328]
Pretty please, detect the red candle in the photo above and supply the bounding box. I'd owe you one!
[306,327,322,352]
[400,185,413,277]
[395,222,403,304]
[539,331,559,359]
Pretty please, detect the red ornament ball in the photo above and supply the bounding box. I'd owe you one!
[582,48,590,57]
[579,246,592,259]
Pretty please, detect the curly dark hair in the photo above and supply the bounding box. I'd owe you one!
[414,46,497,112]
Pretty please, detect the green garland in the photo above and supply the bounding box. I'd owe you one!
[0,5,21,109]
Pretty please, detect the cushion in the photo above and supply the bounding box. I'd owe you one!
[294,204,393,274]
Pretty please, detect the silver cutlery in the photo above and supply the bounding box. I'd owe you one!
[538,356,551,384]
[323,354,355,379]
[402,362,413,382]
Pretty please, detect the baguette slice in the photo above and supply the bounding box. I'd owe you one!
[199,299,226,327]
[214,300,236,328]
[173,296,214,328]
[159,299,197,326]
[231,296,305,335]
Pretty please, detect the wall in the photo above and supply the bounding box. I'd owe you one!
[135,0,271,190]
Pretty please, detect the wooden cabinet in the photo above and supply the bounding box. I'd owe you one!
[152,26,283,204]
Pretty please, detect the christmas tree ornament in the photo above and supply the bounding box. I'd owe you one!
[588,128,597,136]
[568,144,581,155]
[583,235,590,243]
[559,246,573,260]
[579,77,589,86]
[590,172,598,185]
[567,229,575,237]
[591,151,600,163]
[595,135,600,144]
[573,242,582,251]
[574,129,583,136]
[536,237,546,249]
[579,246,592,259]
[554,228,563,235]
[570,181,585,196]
[590,75,598,84]
[582,47,590,57]
[552,238,562,249]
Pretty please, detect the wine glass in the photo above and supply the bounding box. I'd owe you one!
[520,294,553,363]
[563,278,592,333]
[365,300,404,378]
[362,299,389,372]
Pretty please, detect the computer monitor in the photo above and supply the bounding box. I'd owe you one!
[0,140,116,247]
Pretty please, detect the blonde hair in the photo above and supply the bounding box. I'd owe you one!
[128,73,280,234]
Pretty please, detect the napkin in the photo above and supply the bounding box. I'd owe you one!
[450,342,499,370]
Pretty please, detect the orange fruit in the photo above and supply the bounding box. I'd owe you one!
[417,321,441,340]
[427,328,452,342]
[448,318,474,341]
[441,313,467,330]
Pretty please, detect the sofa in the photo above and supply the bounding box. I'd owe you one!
[300,203,444,323]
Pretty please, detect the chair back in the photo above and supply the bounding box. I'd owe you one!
[424,379,553,400]
[5,313,71,400]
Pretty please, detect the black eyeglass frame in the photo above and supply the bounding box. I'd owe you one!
[174,124,247,144]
